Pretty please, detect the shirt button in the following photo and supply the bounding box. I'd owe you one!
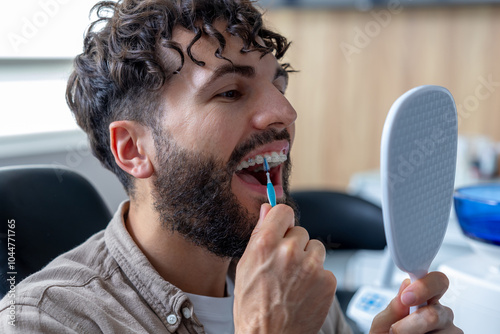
[182,307,192,319]
[166,314,177,325]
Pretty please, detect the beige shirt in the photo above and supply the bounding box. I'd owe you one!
[0,201,353,333]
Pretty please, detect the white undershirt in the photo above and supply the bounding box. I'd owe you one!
[185,276,348,334]
[185,276,235,334]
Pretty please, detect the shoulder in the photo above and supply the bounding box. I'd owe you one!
[11,230,115,298]
[0,304,81,333]
[0,231,126,331]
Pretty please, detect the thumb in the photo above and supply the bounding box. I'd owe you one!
[252,203,272,235]
[370,279,410,334]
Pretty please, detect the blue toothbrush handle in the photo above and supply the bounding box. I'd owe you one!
[263,159,276,207]
[267,182,276,207]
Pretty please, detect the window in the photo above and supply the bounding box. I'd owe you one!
[0,0,104,138]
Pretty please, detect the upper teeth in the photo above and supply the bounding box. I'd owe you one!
[236,151,287,171]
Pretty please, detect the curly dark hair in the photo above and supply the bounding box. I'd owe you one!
[66,0,291,196]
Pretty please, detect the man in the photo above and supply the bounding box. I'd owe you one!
[0,0,462,333]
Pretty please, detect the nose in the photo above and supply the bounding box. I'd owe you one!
[251,85,297,132]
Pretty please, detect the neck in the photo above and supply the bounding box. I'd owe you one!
[125,199,231,297]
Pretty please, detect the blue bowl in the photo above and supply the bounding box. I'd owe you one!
[454,184,500,246]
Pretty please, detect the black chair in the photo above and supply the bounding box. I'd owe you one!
[292,190,386,251]
[0,165,112,297]
[291,190,386,333]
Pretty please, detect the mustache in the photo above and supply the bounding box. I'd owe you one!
[227,128,291,171]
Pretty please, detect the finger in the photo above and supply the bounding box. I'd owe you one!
[390,303,460,333]
[251,203,272,235]
[248,204,296,252]
[273,227,310,266]
[304,240,327,274]
[370,279,410,334]
[400,272,449,307]
[304,239,326,263]
[252,204,295,237]
[283,226,310,250]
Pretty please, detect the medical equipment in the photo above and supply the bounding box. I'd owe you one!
[263,158,276,207]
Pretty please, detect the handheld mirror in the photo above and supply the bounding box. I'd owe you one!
[381,85,457,311]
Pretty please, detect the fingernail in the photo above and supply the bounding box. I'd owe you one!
[389,327,394,334]
[402,291,416,305]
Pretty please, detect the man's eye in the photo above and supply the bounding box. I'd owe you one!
[218,90,241,99]
[274,83,286,95]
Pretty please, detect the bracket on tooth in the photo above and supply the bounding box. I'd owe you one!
[236,151,288,171]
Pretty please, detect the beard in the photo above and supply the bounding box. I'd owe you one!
[151,127,297,259]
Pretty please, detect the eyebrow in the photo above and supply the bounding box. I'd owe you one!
[197,62,289,97]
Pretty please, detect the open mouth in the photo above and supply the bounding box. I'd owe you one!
[234,151,287,187]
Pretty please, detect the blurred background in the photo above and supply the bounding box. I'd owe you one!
[1,0,500,211]
[261,0,500,193]
[2,2,500,332]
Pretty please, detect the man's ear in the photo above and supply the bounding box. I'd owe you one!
[109,120,154,179]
